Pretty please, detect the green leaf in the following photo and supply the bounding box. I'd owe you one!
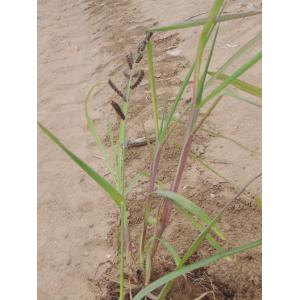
[133,240,261,300]
[208,71,262,97]
[163,64,195,138]
[158,196,231,299]
[155,190,225,240]
[158,97,169,140]
[205,31,261,88]
[199,51,262,108]
[38,122,124,207]
[146,237,181,267]
[174,204,224,251]
[195,24,220,106]
[224,89,262,107]
[147,41,159,139]
[149,11,261,32]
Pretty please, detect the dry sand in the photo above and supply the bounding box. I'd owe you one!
[38,0,261,299]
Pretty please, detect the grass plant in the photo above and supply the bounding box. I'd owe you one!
[39,1,262,299]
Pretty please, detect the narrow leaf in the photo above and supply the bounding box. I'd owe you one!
[149,11,261,32]
[208,71,262,97]
[147,41,159,139]
[155,190,225,240]
[133,240,261,300]
[147,237,181,267]
[38,123,124,207]
[205,31,261,88]
[199,51,262,108]
[224,89,262,107]
[174,204,225,251]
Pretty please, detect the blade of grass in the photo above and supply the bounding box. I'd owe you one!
[174,204,225,251]
[38,122,124,207]
[208,71,262,97]
[157,174,262,299]
[224,89,262,107]
[145,237,181,267]
[205,31,261,88]
[199,51,262,108]
[158,97,169,140]
[162,63,195,139]
[194,1,223,103]
[133,240,261,300]
[155,190,225,240]
[147,41,159,139]
[120,203,126,300]
[195,24,220,107]
[149,11,261,32]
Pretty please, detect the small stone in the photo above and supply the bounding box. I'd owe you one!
[210,193,216,199]
[166,48,182,56]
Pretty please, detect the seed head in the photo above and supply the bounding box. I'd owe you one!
[111,101,125,120]
[126,53,133,70]
[130,70,144,89]
[135,52,143,64]
[108,79,127,102]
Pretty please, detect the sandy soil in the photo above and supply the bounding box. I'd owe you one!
[38,0,261,299]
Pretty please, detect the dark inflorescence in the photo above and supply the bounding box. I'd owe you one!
[111,100,125,120]
[126,53,133,70]
[108,79,127,102]
[130,70,144,89]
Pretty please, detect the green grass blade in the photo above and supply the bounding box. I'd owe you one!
[38,122,124,207]
[120,203,126,300]
[158,97,169,140]
[133,240,261,300]
[149,11,261,32]
[208,71,262,97]
[158,197,231,299]
[199,51,262,108]
[146,237,181,267]
[205,31,261,88]
[84,83,117,184]
[155,190,225,240]
[194,0,223,102]
[174,204,225,251]
[147,41,159,139]
[196,24,220,106]
[224,89,262,107]
[162,64,195,139]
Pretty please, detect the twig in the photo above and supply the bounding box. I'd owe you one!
[125,135,156,149]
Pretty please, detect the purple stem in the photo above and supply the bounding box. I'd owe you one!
[152,108,198,255]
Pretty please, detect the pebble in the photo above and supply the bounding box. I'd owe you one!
[166,48,182,57]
